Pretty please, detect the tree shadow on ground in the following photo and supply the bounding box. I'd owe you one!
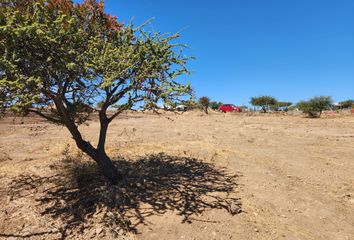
[7,153,241,239]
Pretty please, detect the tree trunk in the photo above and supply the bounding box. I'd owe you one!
[72,138,122,185]
[93,150,123,184]
[53,97,122,184]
[94,108,123,184]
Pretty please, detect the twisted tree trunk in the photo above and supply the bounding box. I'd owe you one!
[54,98,122,184]
[93,149,122,184]
[94,114,123,184]
[67,121,122,184]
[204,105,209,114]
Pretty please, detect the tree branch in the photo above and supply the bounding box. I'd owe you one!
[108,96,143,122]
[27,109,63,124]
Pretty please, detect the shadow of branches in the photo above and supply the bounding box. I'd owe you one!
[7,153,241,238]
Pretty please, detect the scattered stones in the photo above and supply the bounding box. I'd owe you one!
[228,201,242,215]
[95,227,103,236]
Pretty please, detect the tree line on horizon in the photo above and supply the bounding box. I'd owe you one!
[191,95,353,118]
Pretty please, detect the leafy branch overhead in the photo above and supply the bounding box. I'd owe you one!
[0,0,192,125]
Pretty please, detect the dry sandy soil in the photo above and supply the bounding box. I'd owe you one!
[0,111,353,240]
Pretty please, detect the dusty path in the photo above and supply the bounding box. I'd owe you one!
[0,112,353,239]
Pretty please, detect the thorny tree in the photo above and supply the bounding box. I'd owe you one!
[198,96,210,114]
[250,96,277,113]
[0,0,192,184]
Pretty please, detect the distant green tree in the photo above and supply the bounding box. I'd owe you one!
[250,96,277,113]
[0,0,191,184]
[277,101,292,111]
[199,97,210,114]
[339,99,354,109]
[297,96,333,118]
[210,101,223,111]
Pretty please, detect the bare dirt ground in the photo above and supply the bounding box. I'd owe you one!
[0,111,353,240]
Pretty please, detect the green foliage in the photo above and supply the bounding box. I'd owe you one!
[339,99,354,109]
[250,96,277,113]
[276,101,292,111]
[210,101,223,110]
[0,0,191,125]
[297,96,333,118]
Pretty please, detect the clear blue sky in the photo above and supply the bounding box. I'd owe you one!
[81,0,354,105]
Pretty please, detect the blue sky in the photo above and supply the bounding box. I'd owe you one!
[83,0,354,105]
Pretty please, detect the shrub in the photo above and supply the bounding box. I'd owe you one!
[210,101,223,111]
[339,100,354,109]
[199,97,210,114]
[297,96,333,118]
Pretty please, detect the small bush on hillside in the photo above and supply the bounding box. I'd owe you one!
[210,101,223,110]
[339,99,354,109]
[199,97,210,114]
[297,96,333,118]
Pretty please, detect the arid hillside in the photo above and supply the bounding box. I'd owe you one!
[0,111,353,240]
